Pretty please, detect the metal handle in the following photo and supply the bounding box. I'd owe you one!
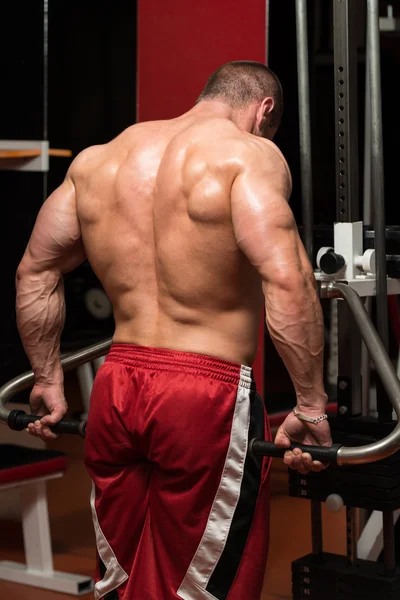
[250,440,341,464]
[322,282,400,465]
[0,338,112,436]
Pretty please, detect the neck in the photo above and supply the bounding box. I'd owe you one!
[185,100,255,134]
[186,100,234,119]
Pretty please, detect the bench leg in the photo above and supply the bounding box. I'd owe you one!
[22,480,53,572]
[0,480,93,595]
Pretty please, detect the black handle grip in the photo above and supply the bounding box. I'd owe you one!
[250,439,341,465]
[8,410,87,438]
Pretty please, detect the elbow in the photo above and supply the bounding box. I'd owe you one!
[265,264,316,294]
[16,261,30,284]
[16,257,36,283]
[263,267,320,319]
[16,260,61,287]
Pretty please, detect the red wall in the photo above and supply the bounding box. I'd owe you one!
[137,0,268,394]
[137,0,268,121]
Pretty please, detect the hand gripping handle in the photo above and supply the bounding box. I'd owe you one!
[249,439,342,465]
[8,410,87,438]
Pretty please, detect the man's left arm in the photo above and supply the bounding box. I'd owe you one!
[16,172,86,439]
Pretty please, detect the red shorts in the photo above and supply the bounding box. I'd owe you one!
[84,343,271,600]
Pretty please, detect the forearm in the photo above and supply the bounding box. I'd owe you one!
[16,267,65,386]
[264,270,327,411]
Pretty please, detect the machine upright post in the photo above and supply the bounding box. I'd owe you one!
[382,510,396,576]
[333,0,362,419]
[333,0,359,223]
[311,500,323,558]
[367,0,391,421]
[42,0,49,200]
[333,0,363,568]
[362,32,372,418]
[366,0,396,574]
[295,0,314,263]
[296,1,324,556]
[363,28,372,226]
[346,506,357,565]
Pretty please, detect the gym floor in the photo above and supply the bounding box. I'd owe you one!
[0,375,347,600]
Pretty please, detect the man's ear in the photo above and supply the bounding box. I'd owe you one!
[256,97,275,130]
[261,96,275,119]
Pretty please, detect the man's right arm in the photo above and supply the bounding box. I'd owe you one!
[231,142,327,415]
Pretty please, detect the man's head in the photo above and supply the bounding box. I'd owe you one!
[197,61,283,139]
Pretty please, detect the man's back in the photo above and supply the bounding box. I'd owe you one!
[75,116,278,365]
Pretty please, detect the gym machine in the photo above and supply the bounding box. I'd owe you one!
[289,0,400,598]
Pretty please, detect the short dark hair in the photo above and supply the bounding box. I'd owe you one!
[197,60,283,128]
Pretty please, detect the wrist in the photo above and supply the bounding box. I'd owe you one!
[34,369,64,387]
[296,393,328,414]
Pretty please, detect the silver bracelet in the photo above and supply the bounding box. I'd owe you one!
[293,407,328,425]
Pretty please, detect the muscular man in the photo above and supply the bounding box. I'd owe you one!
[16,61,331,600]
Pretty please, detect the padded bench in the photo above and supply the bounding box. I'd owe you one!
[0,444,93,595]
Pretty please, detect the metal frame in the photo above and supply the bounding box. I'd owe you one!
[322,282,400,465]
[334,0,362,425]
[294,0,400,578]
[42,0,49,196]
[367,0,392,425]
[295,0,313,263]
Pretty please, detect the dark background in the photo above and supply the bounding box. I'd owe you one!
[1,1,399,401]
[0,2,137,386]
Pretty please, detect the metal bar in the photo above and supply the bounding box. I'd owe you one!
[367,0,391,421]
[311,500,323,556]
[295,0,313,263]
[0,338,112,425]
[337,302,362,417]
[382,510,396,576]
[43,0,48,141]
[363,36,372,225]
[333,0,359,223]
[322,282,400,465]
[346,506,357,564]
[361,44,372,416]
[43,0,49,200]
[361,298,373,416]
[265,0,270,64]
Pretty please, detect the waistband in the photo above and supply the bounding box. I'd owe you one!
[106,343,253,387]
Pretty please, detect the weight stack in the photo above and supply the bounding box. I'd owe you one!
[292,553,400,599]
